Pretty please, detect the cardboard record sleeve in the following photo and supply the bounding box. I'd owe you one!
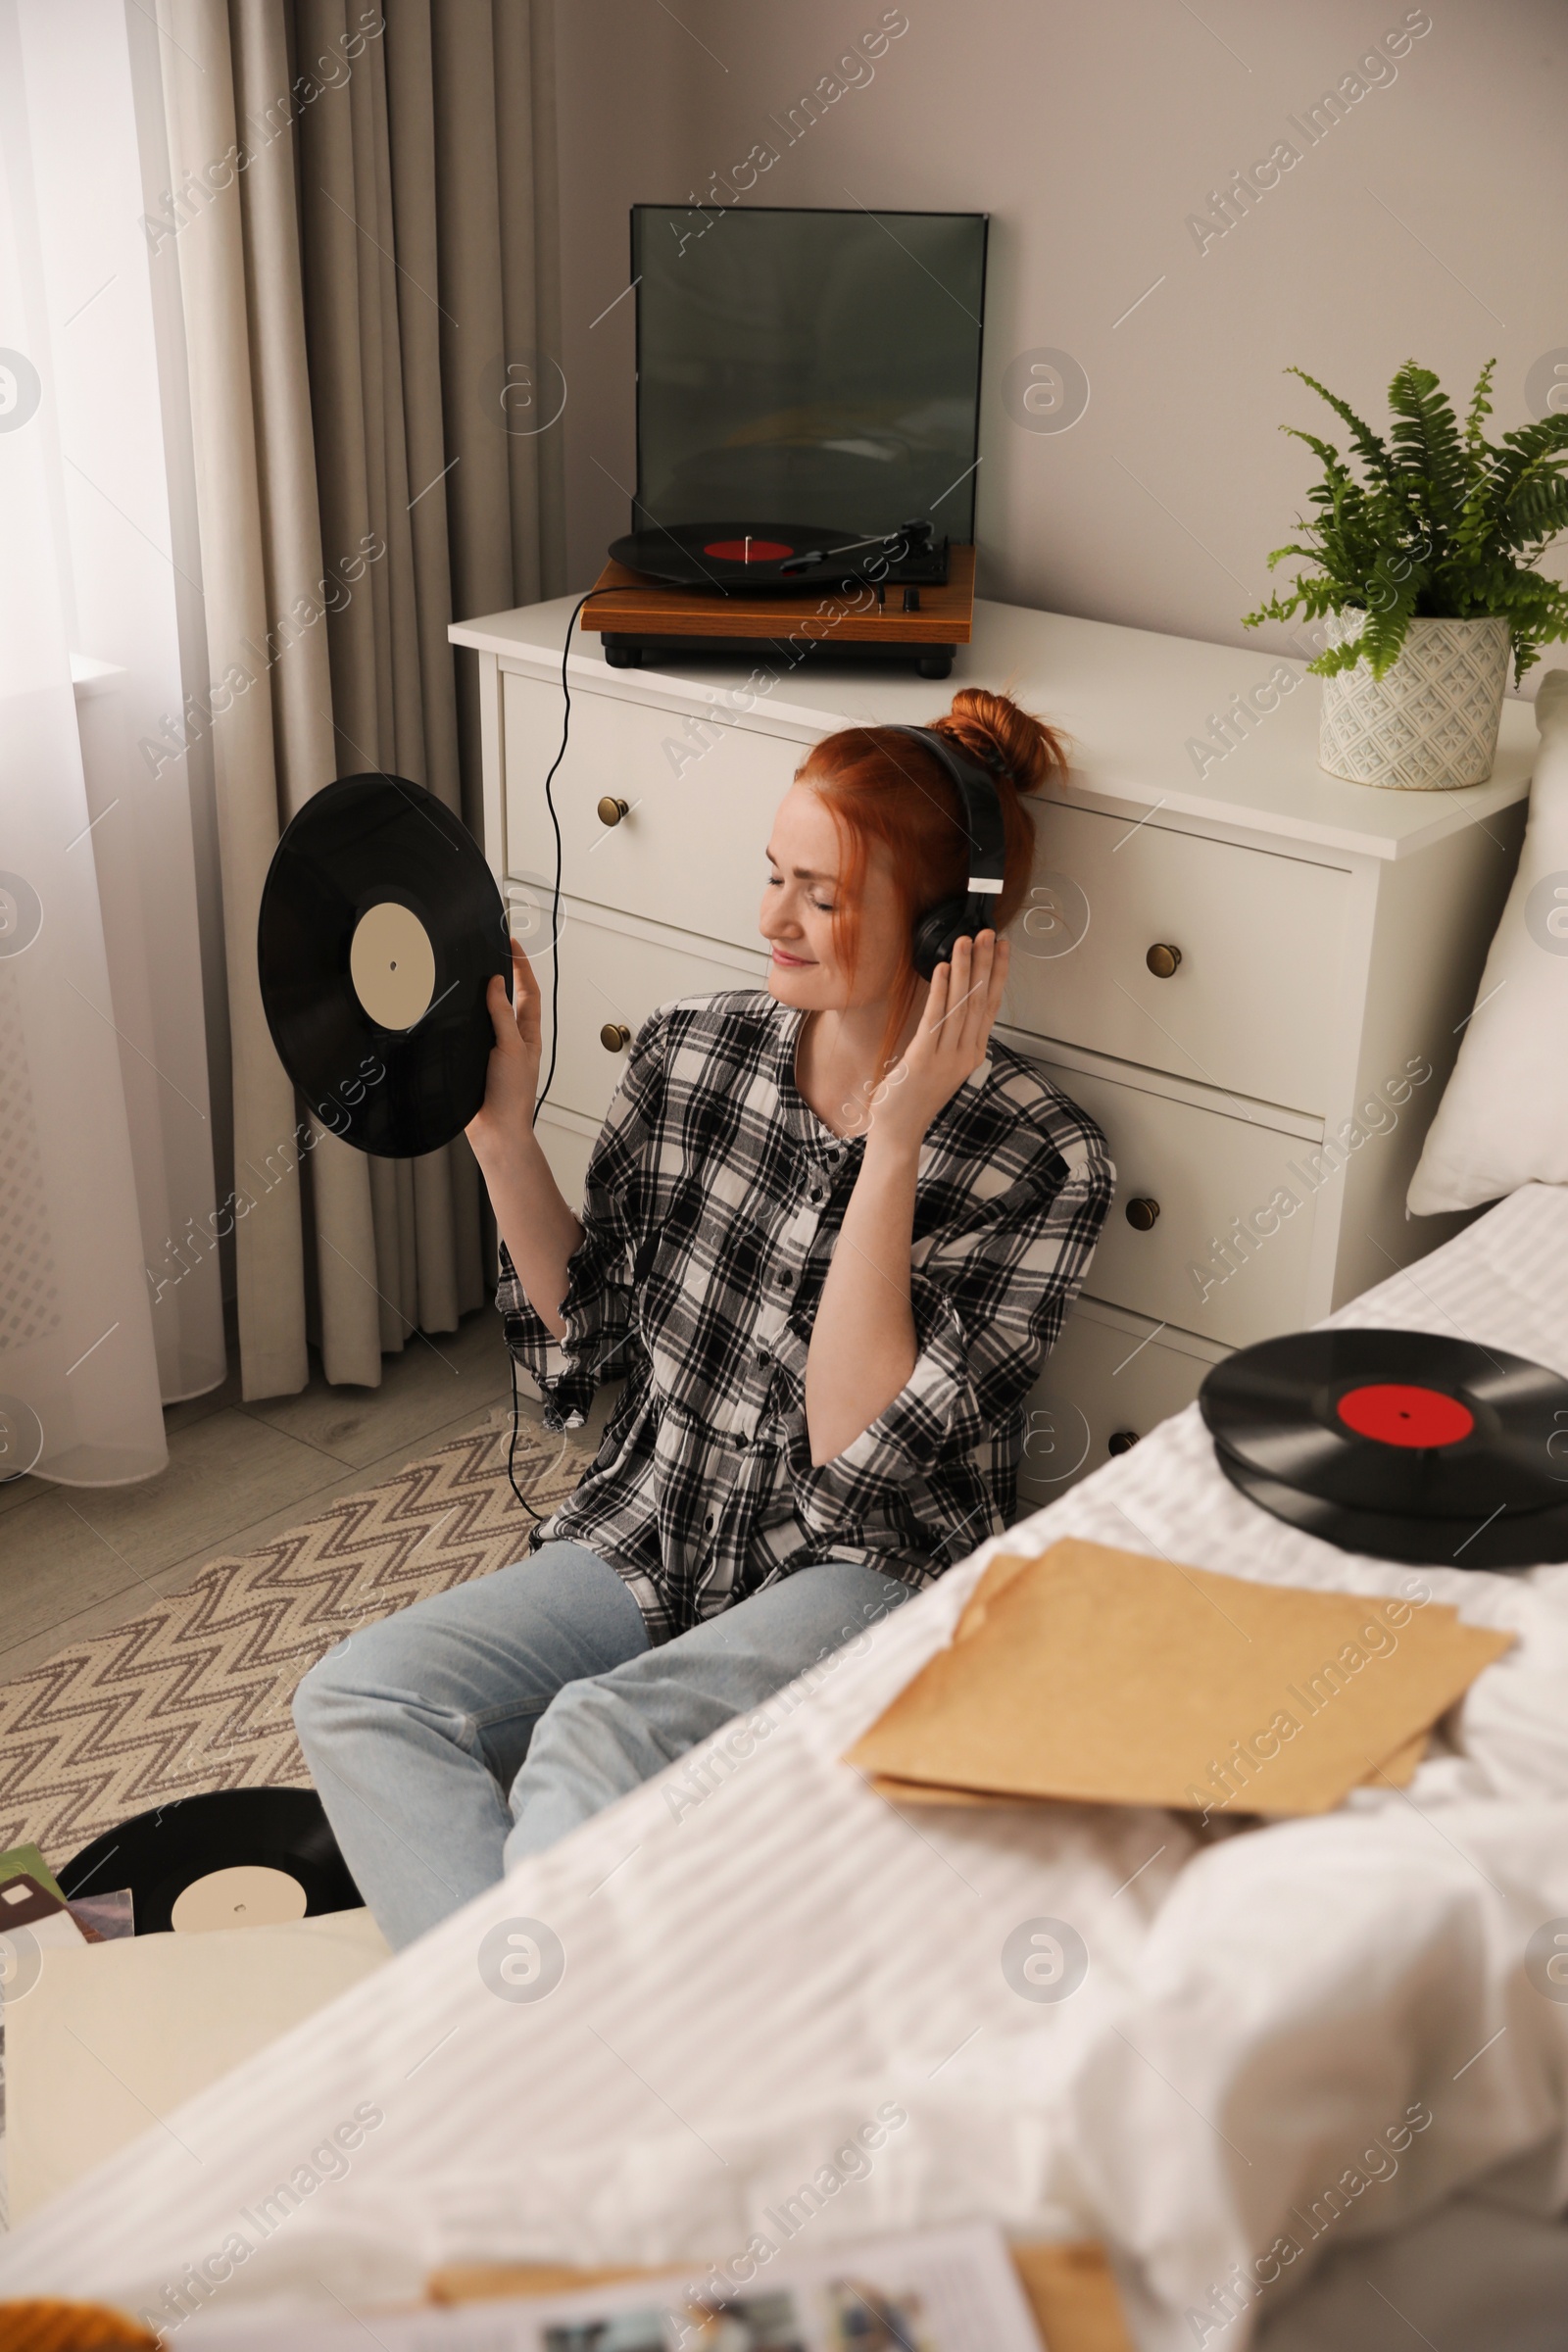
[844,1542,1511,1817]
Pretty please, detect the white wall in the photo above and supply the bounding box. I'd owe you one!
[554,0,1568,684]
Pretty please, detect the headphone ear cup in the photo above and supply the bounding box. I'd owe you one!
[912,898,967,982]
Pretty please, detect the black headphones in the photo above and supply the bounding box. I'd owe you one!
[891,726,1008,980]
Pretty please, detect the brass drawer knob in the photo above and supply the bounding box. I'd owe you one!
[600,1021,631,1053]
[1145,942,1182,978]
[1108,1429,1141,1455]
[597,796,630,827]
[1125,1197,1160,1231]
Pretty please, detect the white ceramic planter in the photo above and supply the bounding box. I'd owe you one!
[1318,612,1510,790]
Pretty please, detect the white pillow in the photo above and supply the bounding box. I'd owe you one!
[1408,668,1568,1214]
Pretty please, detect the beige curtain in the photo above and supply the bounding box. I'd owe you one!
[154,0,564,1397]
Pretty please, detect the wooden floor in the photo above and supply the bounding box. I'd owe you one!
[0,1306,548,1687]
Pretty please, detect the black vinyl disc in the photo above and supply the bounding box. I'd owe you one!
[609,519,948,595]
[1212,1440,1568,1571]
[58,1788,362,1936]
[1200,1328,1568,1519]
[258,773,509,1158]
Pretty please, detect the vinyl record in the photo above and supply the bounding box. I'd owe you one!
[1211,1442,1568,1571]
[1200,1327,1568,1570]
[609,518,948,595]
[257,773,509,1157]
[58,1788,361,1936]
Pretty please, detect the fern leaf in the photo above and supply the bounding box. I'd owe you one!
[1505,469,1568,547]
[1462,360,1496,458]
[1286,368,1396,491]
[1358,560,1421,678]
[1281,425,1353,488]
[1309,622,1373,678]
[1387,363,1465,518]
[1497,416,1568,466]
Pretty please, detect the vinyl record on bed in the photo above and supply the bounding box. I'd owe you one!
[1200,1328,1568,1515]
[58,1788,362,1936]
[1200,1327,1568,1570]
[258,772,510,1159]
[1209,1444,1568,1570]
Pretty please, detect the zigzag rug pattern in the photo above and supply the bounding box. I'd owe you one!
[0,1420,584,1863]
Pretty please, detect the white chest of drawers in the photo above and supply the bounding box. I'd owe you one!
[451,594,1533,1503]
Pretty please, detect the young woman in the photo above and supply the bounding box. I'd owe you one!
[294,688,1112,1948]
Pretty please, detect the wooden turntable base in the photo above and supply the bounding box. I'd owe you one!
[579,545,975,678]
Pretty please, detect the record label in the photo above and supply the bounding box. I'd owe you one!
[350,900,436,1030]
[703,536,794,563]
[1336,1383,1476,1449]
[171,1864,310,1935]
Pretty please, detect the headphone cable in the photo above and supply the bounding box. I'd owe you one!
[533,585,612,1124]
[505,582,644,1522]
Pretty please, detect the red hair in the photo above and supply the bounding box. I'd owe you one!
[800,687,1070,1070]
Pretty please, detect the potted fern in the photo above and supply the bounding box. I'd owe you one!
[1245,361,1568,788]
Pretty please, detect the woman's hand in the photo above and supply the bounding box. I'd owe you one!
[866,930,1009,1159]
[466,938,541,1169]
[465,939,581,1339]
[804,932,1005,1460]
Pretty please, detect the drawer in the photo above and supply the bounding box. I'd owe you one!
[503,669,797,957]
[1004,803,1348,1113]
[1031,1051,1319,1350]
[516,893,766,1129]
[1016,1299,1225,1507]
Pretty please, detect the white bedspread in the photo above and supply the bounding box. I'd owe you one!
[5,1187,1568,2352]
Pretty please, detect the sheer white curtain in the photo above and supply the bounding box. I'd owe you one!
[0,0,221,1485]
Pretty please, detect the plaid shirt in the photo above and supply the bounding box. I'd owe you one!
[499,989,1112,1642]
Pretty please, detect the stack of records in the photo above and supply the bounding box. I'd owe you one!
[1200,1329,1568,1571]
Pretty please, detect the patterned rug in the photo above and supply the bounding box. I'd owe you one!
[0,1415,590,1866]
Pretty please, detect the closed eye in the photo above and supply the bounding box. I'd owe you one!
[764,863,834,911]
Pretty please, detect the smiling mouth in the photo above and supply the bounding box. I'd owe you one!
[770,947,815,968]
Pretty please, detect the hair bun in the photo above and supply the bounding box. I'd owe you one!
[935,686,1069,799]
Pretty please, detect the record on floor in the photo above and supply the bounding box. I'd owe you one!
[58,1788,362,1936]
[1200,1327,1568,1570]
[608,517,949,595]
[258,771,509,1158]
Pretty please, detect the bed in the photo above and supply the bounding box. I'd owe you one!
[3,1184,1568,2352]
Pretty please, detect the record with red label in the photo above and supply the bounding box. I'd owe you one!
[608,518,950,594]
[1200,1328,1568,1570]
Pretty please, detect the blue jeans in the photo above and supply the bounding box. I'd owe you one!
[292,1543,911,1949]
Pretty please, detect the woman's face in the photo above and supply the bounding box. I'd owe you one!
[760,780,906,1012]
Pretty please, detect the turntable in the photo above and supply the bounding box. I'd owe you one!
[585,203,987,676]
